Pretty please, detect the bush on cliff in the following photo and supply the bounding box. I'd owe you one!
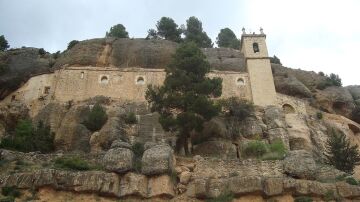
[325,128,360,174]
[219,97,254,121]
[123,112,137,124]
[54,156,90,171]
[242,139,287,160]
[0,120,54,153]
[83,103,108,132]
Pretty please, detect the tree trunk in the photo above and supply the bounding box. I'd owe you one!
[183,137,189,156]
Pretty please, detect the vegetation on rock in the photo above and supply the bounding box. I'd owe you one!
[83,103,108,132]
[243,139,287,160]
[1,186,20,202]
[325,128,360,174]
[105,24,129,38]
[0,120,54,153]
[219,97,254,121]
[123,112,137,124]
[0,35,10,51]
[270,55,282,65]
[54,156,91,171]
[216,28,240,50]
[67,40,79,50]
[351,106,360,124]
[132,142,144,173]
[146,42,222,155]
[316,73,342,89]
[184,16,213,48]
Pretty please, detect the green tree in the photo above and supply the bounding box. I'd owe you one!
[270,55,282,65]
[216,28,240,49]
[106,24,129,38]
[155,17,182,42]
[0,35,10,51]
[0,120,54,153]
[83,103,108,131]
[67,40,79,50]
[325,128,360,174]
[184,16,213,48]
[146,42,222,155]
[146,28,159,40]
[328,73,342,87]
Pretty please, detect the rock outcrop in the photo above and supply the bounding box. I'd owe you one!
[141,144,175,175]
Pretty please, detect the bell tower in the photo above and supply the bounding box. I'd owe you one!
[240,28,277,106]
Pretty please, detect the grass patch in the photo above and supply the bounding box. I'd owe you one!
[242,139,287,160]
[54,156,90,171]
[294,196,313,202]
[132,142,144,173]
[123,112,137,124]
[206,191,234,202]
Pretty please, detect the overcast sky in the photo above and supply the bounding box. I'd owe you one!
[0,0,359,85]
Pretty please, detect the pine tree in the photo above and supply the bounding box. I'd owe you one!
[325,128,360,174]
[146,42,222,155]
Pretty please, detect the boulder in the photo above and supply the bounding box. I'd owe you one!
[141,144,175,175]
[91,117,126,151]
[193,140,237,159]
[207,178,229,198]
[263,106,286,129]
[119,172,147,198]
[264,177,284,196]
[179,171,192,185]
[336,181,360,198]
[267,128,290,150]
[186,179,208,198]
[274,76,313,98]
[110,139,131,149]
[285,114,312,150]
[147,175,175,198]
[240,117,263,138]
[283,150,317,180]
[102,147,134,173]
[228,176,263,195]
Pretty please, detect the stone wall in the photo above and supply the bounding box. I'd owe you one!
[4,67,252,105]
[277,93,307,115]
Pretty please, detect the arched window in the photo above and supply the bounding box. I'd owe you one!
[282,104,295,114]
[236,78,245,85]
[136,76,145,85]
[100,76,109,84]
[253,43,259,53]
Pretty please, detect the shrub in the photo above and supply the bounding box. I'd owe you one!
[206,191,234,202]
[0,120,54,153]
[67,40,79,50]
[220,97,254,121]
[38,48,46,56]
[123,112,137,124]
[83,103,108,132]
[132,142,144,173]
[316,112,323,120]
[346,177,358,185]
[325,128,360,174]
[294,196,313,202]
[243,141,267,158]
[1,186,20,198]
[53,51,61,59]
[54,156,90,171]
[316,73,342,90]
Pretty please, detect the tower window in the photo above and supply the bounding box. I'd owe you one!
[136,76,145,85]
[253,43,259,53]
[100,76,109,84]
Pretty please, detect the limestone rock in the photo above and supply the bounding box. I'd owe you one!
[119,172,147,198]
[208,178,229,198]
[336,181,360,198]
[228,176,263,195]
[263,106,286,129]
[264,177,283,196]
[179,171,192,185]
[267,128,290,150]
[141,144,175,175]
[102,147,134,173]
[0,101,29,132]
[193,140,237,159]
[147,175,175,198]
[110,139,131,149]
[274,75,313,98]
[186,179,208,198]
[240,117,263,138]
[283,150,317,180]
[285,114,312,150]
